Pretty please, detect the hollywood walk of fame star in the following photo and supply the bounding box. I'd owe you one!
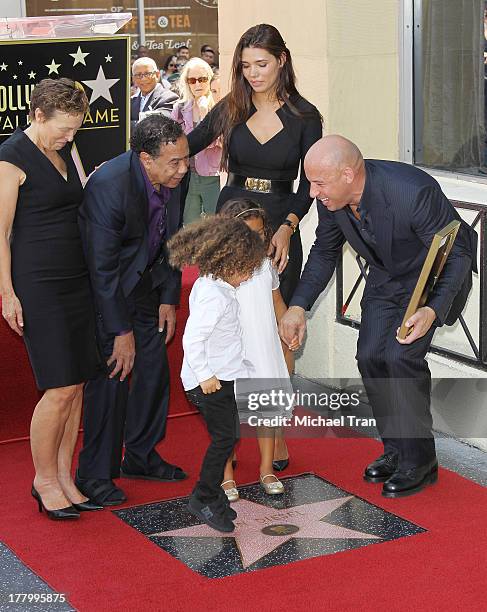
[28,71,36,80]
[152,497,380,569]
[0,63,8,71]
[105,54,112,63]
[45,59,61,75]
[70,46,90,67]
[82,66,119,105]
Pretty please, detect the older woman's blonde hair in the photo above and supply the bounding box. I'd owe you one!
[178,57,215,107]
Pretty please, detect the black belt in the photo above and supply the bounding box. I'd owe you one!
[227,172,293,195]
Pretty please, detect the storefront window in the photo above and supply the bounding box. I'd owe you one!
[413,0,486,176]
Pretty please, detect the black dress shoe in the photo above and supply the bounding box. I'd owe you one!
[363,452,399,483]
[31,486,80,521]
[75,470,126,507]
[72,499,104,512]
[187,496,235,533]
[382,461,438,498]
[120,458,187,482]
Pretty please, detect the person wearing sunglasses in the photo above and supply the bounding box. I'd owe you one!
[172,58,221,224]
[130,57,178,132]
[161,54,178,81]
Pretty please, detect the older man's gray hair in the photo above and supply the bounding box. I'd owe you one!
[132,57,159,74]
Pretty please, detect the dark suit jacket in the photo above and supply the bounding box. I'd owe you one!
[79,150,189,334]
[130,83,179,130]
[291,160,477,326]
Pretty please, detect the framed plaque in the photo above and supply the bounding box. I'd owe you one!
[398,220,461,339]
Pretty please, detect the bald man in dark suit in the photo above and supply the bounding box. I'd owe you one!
[281,135,477,498]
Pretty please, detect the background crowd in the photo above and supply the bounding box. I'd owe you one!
[130,43,222,223]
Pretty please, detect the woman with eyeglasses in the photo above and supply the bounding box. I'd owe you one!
[172,57,221,224]
[188,24,323,471]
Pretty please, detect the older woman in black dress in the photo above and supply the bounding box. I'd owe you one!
[0,79,101,520]
[188,24,323,471]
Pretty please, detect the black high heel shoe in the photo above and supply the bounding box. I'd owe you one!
[31,486,80,520]
[272,458,289,472]
[72,499,104,512]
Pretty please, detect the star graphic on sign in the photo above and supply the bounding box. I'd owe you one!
[105,54,112,62]
[18,60,23,65]
[152,497,379,569]
[69,46,90,66]
[45,59,61,75]
[13,75,17,80]
[28,71,36,79]
[0,63,7,71]
[82,66,119,104]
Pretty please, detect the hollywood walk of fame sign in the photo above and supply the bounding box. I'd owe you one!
[114,474,426,578]
[0,36,130,180]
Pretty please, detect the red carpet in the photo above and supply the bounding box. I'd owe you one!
[0,267,199,443]
[1,266,485,609]
[0,422,486,611]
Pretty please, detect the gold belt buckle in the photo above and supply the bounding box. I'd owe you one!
[245,177,271,193]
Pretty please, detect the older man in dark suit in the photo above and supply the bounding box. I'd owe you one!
[130,57,178,131]
[280,135,477,498]
[76,115,190,505]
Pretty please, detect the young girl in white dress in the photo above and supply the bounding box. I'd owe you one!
[219,199,298,498]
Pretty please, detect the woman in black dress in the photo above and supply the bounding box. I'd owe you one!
[0,79,101,519]
[188,24,323,470]
[188,23,323,305]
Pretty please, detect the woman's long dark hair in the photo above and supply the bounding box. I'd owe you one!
[211,24,303,170]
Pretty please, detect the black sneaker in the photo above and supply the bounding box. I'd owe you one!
[187,497,235,533]
[218,489,237,520]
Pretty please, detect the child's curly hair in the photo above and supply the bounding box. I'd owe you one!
[218,197,272,249]
[168,216,266,281]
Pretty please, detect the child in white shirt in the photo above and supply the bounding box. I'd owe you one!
[168,216,265,533]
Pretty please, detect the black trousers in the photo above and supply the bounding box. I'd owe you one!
[185,381,240,504]
[78,274,170,480]
[356,272,437,470]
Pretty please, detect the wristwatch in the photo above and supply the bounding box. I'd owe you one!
[281,219,298,233]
